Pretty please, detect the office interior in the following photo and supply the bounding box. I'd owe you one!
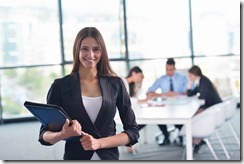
[0,0,241,161]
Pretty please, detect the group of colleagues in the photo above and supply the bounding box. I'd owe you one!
[38,27,222,160]
[123,58,222,153]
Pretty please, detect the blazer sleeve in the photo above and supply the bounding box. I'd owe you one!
[38,79,62,146]
[187,86,198,96]
[197,78,211,100]
[116,78,140,146]
[197,78,217,109]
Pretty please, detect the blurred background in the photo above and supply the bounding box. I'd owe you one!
[0,0,240,123]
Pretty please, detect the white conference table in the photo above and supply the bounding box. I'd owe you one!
[115,96,203,160]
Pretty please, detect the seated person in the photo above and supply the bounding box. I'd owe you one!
[186,65,222,153]
[146,58,187,146]
[122,66,146,126]
[123,66,144,98]
[122,66,144,153]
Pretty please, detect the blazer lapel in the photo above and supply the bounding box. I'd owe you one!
[94,76,111,130]
[70,72,100,138]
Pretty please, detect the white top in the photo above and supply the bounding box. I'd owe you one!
[82,96,102,160]
[195,77,201,86]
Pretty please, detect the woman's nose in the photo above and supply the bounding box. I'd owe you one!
[87,50,94,57]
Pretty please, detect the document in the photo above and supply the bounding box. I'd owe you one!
[24,101,73,132]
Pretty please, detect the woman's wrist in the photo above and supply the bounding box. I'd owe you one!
[43,130,66,145]
[97,138,103,150]
[60,130,69,140]
[98,139,102,150]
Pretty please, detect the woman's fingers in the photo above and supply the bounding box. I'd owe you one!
[80,134,92,149]
[72,120,82,135]
[62,119,82,137]
[80,134,100,150]
[63,119,70,128]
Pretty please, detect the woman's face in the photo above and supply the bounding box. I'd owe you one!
[133,72,144,83]
[188,72,198,81]
[79,37,101,69]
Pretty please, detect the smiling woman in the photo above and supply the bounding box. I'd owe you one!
[71,27,116,77]
[79,37,102,69]
[39,27,140,160]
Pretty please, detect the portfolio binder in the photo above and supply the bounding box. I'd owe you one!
[24,101,72,132]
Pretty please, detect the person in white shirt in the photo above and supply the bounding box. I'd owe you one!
[146,58,187,146]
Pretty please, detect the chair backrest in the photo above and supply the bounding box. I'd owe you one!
[179,107,218,138]
[210,102,226,128]
[224,97,237,120]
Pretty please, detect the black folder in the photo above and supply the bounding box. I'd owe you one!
[24,101,73,132]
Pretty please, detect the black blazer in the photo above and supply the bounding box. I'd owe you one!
[38,72,139,160]
[187,75,222,109]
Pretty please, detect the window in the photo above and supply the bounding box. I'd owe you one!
[1,66,62,118]
[61,0,123,61]
[0,0,61,67]
[192,0,240,56]
[0,0,240,122]
[126,0,191,59]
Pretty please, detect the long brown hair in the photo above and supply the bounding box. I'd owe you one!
[71,27,117,76]
[126,66,143,97]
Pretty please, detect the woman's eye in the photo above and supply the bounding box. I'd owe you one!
[81,47,88,51]
[93,48,100,52]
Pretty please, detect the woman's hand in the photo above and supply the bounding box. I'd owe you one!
[42,119,82,145]
[80,133,101,151]
[62,119,82,139]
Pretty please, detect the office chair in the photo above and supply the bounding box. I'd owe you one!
[211,102,230,159]
[179,106,219,160]
[223,97,239,146]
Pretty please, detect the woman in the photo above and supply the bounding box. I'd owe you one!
[123,66,144,98]
[187,65,222,153]
[187,65,222,114]
[38,27,139,160]
[122,66,145,153]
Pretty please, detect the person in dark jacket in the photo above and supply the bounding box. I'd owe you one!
[187,65,222,114]
[186,65,222,153]
[38,27,139,160]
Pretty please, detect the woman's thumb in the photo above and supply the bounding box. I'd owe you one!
[63,119,69,128]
